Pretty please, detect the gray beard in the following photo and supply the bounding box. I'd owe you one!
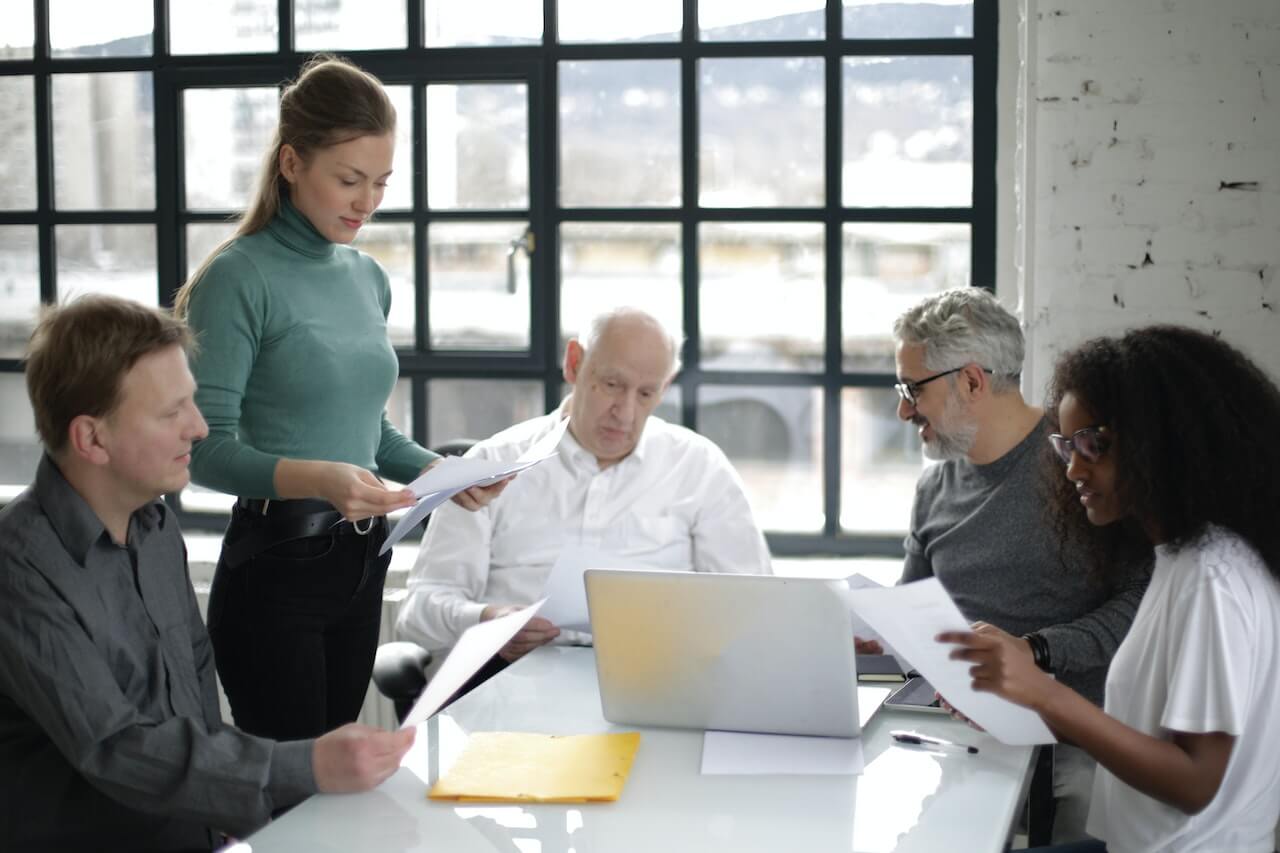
[920,393,978,461]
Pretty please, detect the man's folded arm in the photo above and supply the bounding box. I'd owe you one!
[1038,566,1150,675]
[397,499,493,649]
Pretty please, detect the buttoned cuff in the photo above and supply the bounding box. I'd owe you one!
[266,738,318,812]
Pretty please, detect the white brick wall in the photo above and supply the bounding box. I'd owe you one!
[1004,0,1280,399]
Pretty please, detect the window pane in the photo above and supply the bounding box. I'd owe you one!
[428,379,544,446]
[0,226,40,359]
[841,387,921,533]
[700,0,824,41]
[50,0,151,57]
[171,0,279,54]
[0,76,37,210]
[843,0,973,39]
[0,374,40,488]
[184,87,278,211]
[0,1,34,58]
[294,0,407,50]
[559,222,682,351]
[427,83,528,211]
[698,385,822,532]
[354,221,415,348]
[842,222,970,371]
[700,57,824,207]
[425,0,541,46]
[53,72,155,211]
[55,225,157,305]
[180,483,236,514]
[559,60,680,208]
[428,221,530,351]
[186,222,239,278]
[382,86,414,211]
[387,377,413,443]
[700,222,823,372]
[843,56,972,208]
[558,0,680,43]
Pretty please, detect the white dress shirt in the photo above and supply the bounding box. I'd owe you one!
[396,412,772,650]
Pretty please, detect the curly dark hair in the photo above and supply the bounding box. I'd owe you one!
[1044,325,1280,581]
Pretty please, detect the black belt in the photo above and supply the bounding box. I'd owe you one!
[224,497,384,568]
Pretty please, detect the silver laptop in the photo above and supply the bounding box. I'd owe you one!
[585,569,862,738]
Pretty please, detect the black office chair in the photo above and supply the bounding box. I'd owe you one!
[372,439,477,723]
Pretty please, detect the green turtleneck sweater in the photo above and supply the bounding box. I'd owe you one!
[186,200,436,499]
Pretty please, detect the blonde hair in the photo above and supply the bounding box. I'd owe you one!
[173,55,396,318]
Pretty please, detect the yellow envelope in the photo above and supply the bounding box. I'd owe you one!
[429,731,641,803]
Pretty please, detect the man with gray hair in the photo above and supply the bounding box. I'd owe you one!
[886,287,1147,843]
[396,307,771,685]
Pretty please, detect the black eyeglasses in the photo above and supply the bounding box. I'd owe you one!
[894,365,992,408]
[1048,425,1111,465]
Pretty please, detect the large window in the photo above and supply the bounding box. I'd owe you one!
[0,0,995,555]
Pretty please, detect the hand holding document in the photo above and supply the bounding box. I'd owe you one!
[845,579,1055,746]
[399,598,548,731]
[379,419,568,556]
[843,574,912,674]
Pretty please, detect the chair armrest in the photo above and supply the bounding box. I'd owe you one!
[372,641,433,702]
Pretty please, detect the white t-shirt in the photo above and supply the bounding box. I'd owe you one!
[396,412,772,650]
[1087,526,1280,853]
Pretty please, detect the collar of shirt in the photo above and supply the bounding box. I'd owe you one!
[557,416,654,473]
[32,454,168,567]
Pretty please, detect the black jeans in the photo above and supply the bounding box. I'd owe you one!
[207,506,390,740]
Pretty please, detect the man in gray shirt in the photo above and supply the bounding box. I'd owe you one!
[888,287,1147,843]
[0,296,413,851]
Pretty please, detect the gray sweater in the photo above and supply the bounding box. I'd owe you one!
[901,418,1148,705]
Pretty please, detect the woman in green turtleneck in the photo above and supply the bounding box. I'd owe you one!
[175,56,504,742]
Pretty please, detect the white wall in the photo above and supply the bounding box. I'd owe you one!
[1004,0,1280,400]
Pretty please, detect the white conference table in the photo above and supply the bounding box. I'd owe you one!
[244,647,1036,853]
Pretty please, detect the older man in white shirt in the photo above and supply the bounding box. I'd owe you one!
[396,307,771,671]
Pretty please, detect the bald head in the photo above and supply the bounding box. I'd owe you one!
[563,308,680,468]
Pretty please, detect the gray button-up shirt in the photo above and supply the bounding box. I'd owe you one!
[0,455,315,851]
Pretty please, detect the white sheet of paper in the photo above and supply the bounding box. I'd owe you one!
[399,598,547,731]
[539,546,652,632]
[378,489,452,556]
[404,418,568,498]
[701,731,865,775]
[844,573,913,674]
[845,578,1055,746]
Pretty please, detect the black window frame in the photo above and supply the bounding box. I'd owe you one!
[0,0,998,558]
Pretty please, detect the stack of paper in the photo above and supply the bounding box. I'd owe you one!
[380,419,568,555]
[429,732,642,803]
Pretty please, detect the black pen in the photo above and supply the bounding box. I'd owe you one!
[890,729,979,754]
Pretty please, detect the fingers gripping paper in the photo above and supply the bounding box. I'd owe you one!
[845,578,1056,746]
[429,732,642,803]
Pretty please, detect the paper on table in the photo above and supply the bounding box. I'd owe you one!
[701,731,865,776]
[845,578,1055,746]
[540,546,653,632]
[399,598,547,731]
[844,573,913,674]
[379,420,569,556]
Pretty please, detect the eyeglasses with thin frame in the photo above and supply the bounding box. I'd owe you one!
[894,365,992,408]
[1048,425,1111,465]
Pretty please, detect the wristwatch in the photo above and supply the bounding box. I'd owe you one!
[1022,631,1053,673]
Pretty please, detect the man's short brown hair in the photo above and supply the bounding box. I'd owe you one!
[25,295,195,454]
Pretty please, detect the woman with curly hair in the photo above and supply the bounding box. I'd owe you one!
[940,325,1280,852]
